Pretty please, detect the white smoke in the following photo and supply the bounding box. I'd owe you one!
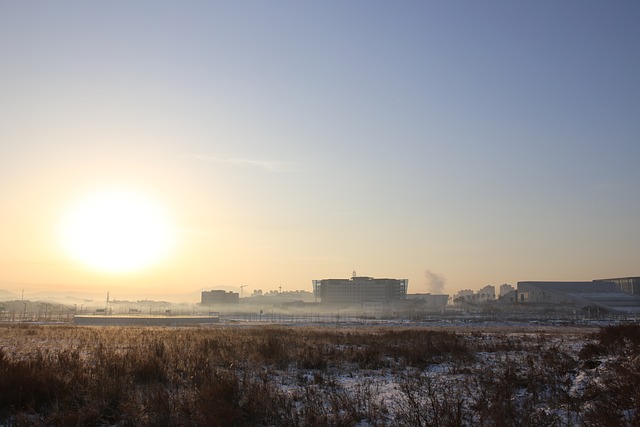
[425,269,446,294]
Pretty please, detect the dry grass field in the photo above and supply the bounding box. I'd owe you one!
[0,323,639,426]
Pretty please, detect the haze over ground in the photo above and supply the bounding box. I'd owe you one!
[1,2,638,301]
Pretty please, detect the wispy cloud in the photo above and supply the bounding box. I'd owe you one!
[192,155,286,172]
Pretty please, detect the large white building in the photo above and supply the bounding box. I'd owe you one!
[312,276,408,306]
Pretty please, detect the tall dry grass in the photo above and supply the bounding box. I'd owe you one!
[0,323,637,426]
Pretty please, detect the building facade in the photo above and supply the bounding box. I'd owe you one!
[516,281,640,313]
[400,293,449,313]
[499,284,515,297]
[453,289,474,304]
[594,277,640,295]
[201,290,239,305]
[312,276,408,306]
[477,285,496,302]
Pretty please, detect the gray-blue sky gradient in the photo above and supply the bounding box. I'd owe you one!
[1,1,638,297]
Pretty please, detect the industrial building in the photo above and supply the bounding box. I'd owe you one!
[593,276,640,295]
[516,281,640,314]
[201,290,239,305]
[312,276,408,306]
[395,293,449,314]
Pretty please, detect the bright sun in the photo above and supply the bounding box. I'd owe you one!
[59,188,176,273]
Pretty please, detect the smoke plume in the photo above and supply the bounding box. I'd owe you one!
[425,269,446,294]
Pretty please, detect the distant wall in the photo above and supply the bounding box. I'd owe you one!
[73,315,219,326]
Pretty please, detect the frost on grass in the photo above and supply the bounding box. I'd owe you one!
[0,323,639,426]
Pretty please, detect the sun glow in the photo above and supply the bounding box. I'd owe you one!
[59,188,176,273]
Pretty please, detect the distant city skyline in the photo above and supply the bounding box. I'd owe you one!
[1,2,639,300]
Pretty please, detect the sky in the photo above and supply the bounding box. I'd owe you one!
[1,1,639,300]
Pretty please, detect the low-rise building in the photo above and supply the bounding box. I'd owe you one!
[593,276,640,295]
[499,284,515,297]
[453,289,474,304]
[405,293,449,310]
[201,290,239,305]
[477,285,496,302]
[516,281,640,314]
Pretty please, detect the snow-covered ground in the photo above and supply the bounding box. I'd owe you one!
[0,322,638,426]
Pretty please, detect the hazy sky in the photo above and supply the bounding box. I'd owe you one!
[1,1,639,299]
